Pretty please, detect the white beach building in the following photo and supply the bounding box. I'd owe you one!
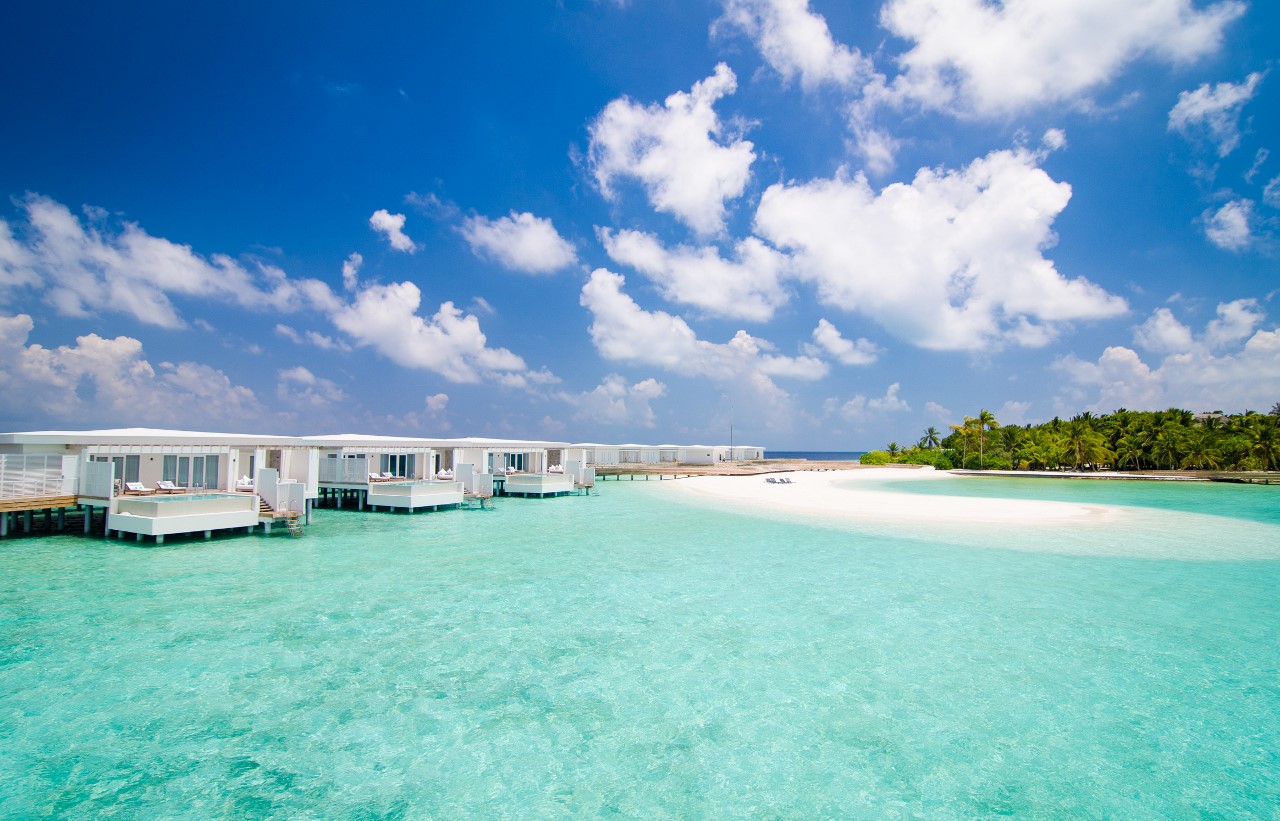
[306,433,464,511]
[566,443,765,466]
[0,428,315,541]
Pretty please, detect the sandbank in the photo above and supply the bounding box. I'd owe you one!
[670,467,1118,526]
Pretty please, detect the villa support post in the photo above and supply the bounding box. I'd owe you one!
[102,510,109,539]
[136,533,142,542]
[1,512,8,538]
[57,508,65,530]
[156,535,164,545]
[44,508,52,527]
[305,499,312,524]
[84,508,92,534]
[204,530,211,540]
[24,511,33,533]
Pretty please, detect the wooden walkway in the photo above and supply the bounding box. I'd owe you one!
[0,495,78,514]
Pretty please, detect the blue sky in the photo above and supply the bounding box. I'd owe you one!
[1,0,1277,449]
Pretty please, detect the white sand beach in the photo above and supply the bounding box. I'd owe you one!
[672,467,1116,525]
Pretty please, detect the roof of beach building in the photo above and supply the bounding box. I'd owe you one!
[0,427,305,447]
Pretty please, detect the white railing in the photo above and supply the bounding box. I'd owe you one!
[276,481,306,514]
[258,468,280,510]
[257,468,304,514]
[0,455,77,500]
[319,456,370,483]
[564,461,595,487]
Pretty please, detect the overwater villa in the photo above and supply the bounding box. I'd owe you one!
[0,428,759,543]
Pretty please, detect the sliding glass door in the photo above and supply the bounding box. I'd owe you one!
[161,454,220,488]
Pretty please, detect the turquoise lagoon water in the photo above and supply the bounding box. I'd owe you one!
[866,473,1280,526]
[2,479,1279,817]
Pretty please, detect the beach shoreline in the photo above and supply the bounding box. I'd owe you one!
[668,467,1119,525]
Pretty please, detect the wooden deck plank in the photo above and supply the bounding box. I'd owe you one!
[0,495,79,514]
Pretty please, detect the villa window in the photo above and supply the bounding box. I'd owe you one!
[94,455,139,484]
[162,454,220,488]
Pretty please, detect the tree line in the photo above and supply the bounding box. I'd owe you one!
[861,403,1280,472]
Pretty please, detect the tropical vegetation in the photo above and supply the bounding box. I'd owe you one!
[862,405,1280,472]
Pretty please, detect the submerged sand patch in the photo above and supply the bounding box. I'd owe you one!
[665,467,1280,560]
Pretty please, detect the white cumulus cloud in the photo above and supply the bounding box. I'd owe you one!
[460,211,577,274]
[369,209,418,253]
[342,252,363,291]
[1203,199,1255,252]
[754,142,1127,351]
[827,382,911,422]
[598,227,788,321]
[873,0,1245,118]
[1058,299,1280,412]
[580,268,827,383]
[560,374,668,429]
[1133,307,1195,354]
[807,318,881,365]
[330,281,538,385]
[715,0,871,90]
[0,313,262,425]
[0,194,338,328]
[277,365,347,408]
[588,63,755,236]
[1168,71,1265,157]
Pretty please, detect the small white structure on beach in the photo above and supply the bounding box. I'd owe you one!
[566,443,765,466]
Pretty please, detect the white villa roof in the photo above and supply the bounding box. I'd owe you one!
[0,427,305,447]
[0,428,754,452]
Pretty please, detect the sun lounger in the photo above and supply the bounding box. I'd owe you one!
[235,475,255,492]
[123,482,155,495]
[155,480,187,494]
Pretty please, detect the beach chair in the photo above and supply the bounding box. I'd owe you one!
[123,482,155,495]
[235,475,255,492]
[155,480,186,494]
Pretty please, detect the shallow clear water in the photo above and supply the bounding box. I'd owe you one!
[2,480,1279,817]
[868,474,1280,526]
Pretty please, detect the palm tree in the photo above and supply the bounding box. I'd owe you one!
[1064,418,1110,469]
[1180,430,1222,470]
[977,409,1000,469]
[950,418,975,467]
[1270,401,1280,418]
[919,426,942,449]
[886,442,902,460]
[1151,424,1184,471]
[1246,417,1280,471]
[1114,434,1146,470]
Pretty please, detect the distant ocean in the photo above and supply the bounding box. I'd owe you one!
[767,450,866,461]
